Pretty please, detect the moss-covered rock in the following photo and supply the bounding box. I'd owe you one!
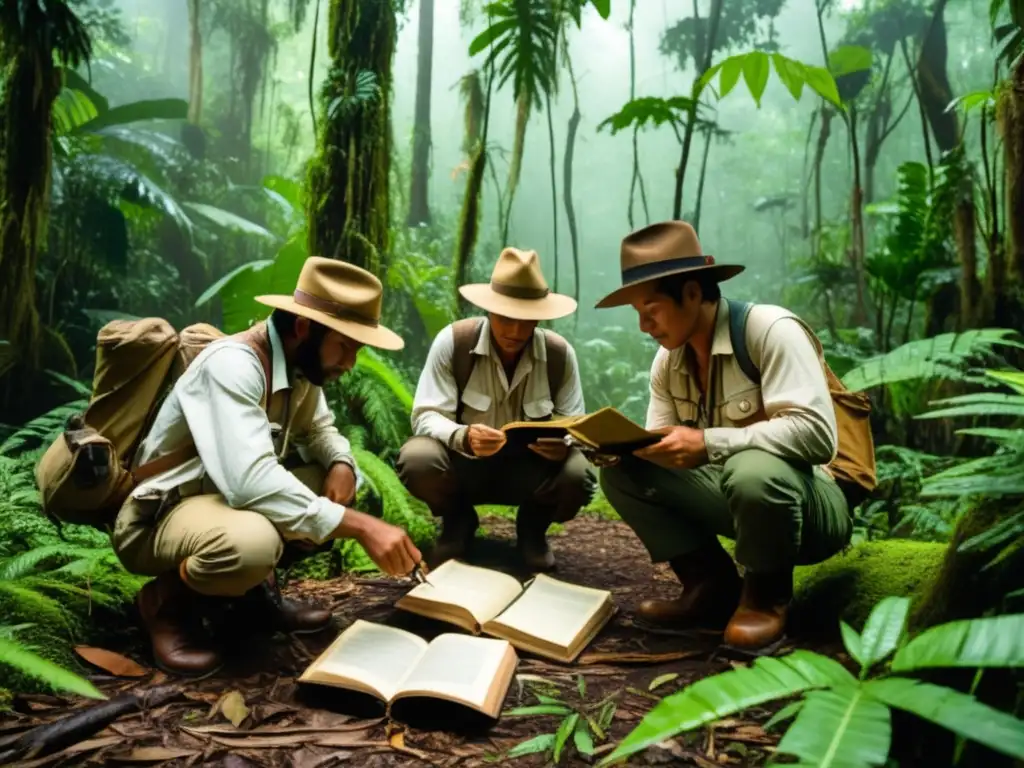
[789,540,947,635]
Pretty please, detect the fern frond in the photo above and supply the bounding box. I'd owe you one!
[842,329,1022,392]
[0,398,87,454]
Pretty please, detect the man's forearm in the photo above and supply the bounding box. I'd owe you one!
[704,412,836,466]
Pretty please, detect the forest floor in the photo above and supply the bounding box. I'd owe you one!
[0,514,847,767]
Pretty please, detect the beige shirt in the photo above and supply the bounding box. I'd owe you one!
[129,320,359,544]
[411,319,586,455]
[646,299,838,467]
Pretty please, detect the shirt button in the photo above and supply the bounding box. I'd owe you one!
[739,400,751,413]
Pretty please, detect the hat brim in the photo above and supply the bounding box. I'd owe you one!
[458,285,578,321]
[594,263,746,309]
[254,295,405,351]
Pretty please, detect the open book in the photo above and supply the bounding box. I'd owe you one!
[297,619,517,719]
[395,560,616,663]
[500,406,661,455]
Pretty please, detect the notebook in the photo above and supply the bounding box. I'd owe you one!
[500,406,661,455]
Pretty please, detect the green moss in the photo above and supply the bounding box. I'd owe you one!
[790,540,946,635]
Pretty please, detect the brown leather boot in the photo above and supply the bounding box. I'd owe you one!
[430,506,479,565]
[517,511,556,572]
[136,569,222,678]
[233,572,332,635]
[636,543,741,628]
[723,570,793,653]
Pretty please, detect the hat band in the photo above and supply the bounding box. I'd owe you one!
[622,255,714,284]
[293,289,380,328]
[490,281,550,300]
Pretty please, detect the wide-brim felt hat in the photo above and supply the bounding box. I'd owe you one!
[595,220,744,308]
[459,247,577,321]
[256,256,405,351]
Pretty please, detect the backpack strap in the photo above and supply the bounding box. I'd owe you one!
[542,329,569,401]
[727,299,760,385]
[451,318,485,424]
[130,325,274,484]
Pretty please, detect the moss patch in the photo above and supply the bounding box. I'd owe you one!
[789,540,947,636]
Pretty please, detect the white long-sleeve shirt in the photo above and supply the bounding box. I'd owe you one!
[646,300,838,467]
[129,319,358,544]
[410,319,586,454]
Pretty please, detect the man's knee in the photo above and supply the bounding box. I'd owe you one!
[185,515,283,597]
[549,452,597,519]
[722,450,803,521]
[397,436,454,507]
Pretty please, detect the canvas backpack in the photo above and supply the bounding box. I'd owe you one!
[450,317,569,423]
[727,299,877,505]
[35,318,271,531]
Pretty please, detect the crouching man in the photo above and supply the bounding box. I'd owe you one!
[113,258,422,677]
[593,221,874,653]
[397,248,597,571]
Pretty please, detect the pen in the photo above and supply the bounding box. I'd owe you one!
[412,561,434,587]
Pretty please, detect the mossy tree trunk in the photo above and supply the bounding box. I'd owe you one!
[406,0,433,227]
[307,0,396,275]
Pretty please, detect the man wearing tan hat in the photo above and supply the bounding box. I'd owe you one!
[112,258,423,677]
[397,248,595,571]
[593,221,875,654]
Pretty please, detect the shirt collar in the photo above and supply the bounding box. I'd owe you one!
[265,319,292,393]
[674,298,733,376]
[472,318,543,363]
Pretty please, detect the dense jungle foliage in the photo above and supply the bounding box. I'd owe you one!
[0,0,1022,764]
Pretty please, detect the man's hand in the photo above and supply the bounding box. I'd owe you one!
[322,462,357,506]
[633,426,708,470]
[529,437,569,462]
[333,509,422,576]
[466,424,507,457]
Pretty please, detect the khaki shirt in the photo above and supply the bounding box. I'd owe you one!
[411,319,586,456]
[647,299,838,468]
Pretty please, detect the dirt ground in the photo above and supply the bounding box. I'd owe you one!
[0,515,847,767]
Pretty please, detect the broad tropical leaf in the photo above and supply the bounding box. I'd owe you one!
[699,51,848,109]
[890,614,1024,673]
[183,202,276,240]
[866,678,1024,760]
[856,596,910,672]
[71,98,188,134]
[598,651,855,764]
[775,687,891,767]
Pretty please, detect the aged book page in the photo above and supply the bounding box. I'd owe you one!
[392,634,518,718]
[395,560,524,631]
[484,574,615,662]
[298,620,427,702]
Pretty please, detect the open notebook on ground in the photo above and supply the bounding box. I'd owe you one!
[297,619,518,719]
[499,406,661,455]
[395,560,616,663]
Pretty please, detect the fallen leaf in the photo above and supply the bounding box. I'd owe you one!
[74,647,148,677]
[649,673,679,691]
[181,720,380,736]
[181,726,373,748]
[389,730,406,749]
[215,690,250,728]
[578,650,702,665]
[16,736,122,768]
[108,746,199,762]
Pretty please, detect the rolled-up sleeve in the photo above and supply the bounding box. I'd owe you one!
[410,325,464,450]
[177,346,345,544]
[703,318,838,466]
[645,349,679,430]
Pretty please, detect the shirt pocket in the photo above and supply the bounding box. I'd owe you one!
[523,397,555,421]
[672,397,699,427]
[720,386,763,427]
[460,389,492,420]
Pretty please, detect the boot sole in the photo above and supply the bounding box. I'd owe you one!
[152,659,225,681]
[718,635,788,659]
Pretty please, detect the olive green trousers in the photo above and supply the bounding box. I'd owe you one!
[600,448,852,573]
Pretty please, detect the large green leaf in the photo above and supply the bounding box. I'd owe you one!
[195,259,274,308]
[596,96,705,136]
[0,637,105,699]
[828,45,873,77]
[699,51,843,109]
[776,687,891,767]
[598,651,854,764]
[72,98,188,134]
[211,235,308,333]
[866,678,1024,760]
[917,393,1024,420]
[183,202,276,240]
[856,596,910,672]
[890,614,1024,673]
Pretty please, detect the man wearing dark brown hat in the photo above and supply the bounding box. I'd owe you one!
[593,221,875,653]
[397,247,596,571]
[112,258,423,677]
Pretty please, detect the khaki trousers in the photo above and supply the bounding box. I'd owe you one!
[112,464,327,597]
[600,449,851,573]
[396,436,596,525]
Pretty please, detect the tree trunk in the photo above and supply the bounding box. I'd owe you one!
[915,0,957,155]
[307,0,397,274]
[999,55,1024,288]
[406,0,434,227]
[563,54,582,306]
[187,0,203,125]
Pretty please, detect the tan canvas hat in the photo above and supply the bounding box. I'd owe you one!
[255,257,404,350]
[459,247,577,321]
[595,221,744,309]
